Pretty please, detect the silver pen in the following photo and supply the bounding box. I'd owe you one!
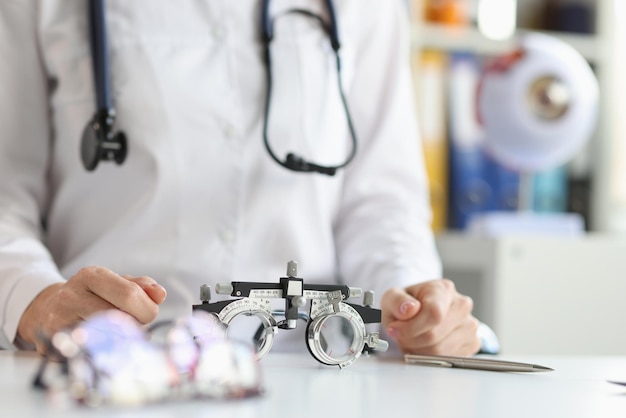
[404,354,554,373]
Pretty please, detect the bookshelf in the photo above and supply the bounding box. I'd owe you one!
[410,1,626,355]
[409,0,620,233]
[414,24,604,63]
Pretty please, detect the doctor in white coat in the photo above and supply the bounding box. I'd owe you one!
[0,0,481,356]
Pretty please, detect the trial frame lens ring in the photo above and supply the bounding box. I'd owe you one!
[306,306,366,368]
[217,300,278,359]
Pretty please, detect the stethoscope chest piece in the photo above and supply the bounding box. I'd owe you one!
[81,109,127,171]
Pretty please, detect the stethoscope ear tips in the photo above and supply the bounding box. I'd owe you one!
[80,111,128,171]
[284,153,336,176]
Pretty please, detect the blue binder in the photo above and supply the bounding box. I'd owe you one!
[484,153,520,212]
[447,52,495,229]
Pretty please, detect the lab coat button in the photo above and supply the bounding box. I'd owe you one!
[220,229,235,244]
[224,124,238,139]
[212,26,225,40]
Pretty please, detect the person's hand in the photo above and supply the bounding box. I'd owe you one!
[381,279,480,356]
[17,266,167,354]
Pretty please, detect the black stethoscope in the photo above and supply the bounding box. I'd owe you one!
[81,0,358,176]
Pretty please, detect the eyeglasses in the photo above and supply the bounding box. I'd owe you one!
[193,261,389,368]
[32,310,262,407]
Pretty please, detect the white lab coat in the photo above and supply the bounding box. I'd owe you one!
[0,0,441,350]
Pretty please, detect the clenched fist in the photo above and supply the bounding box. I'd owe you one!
[381,279,481,356]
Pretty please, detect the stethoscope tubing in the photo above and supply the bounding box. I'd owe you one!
[88,0,113,112]
[85,0,357,175]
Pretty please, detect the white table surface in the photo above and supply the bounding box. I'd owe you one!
[1,350,626,418]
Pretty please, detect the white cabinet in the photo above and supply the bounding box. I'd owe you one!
[436,232,626,355]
